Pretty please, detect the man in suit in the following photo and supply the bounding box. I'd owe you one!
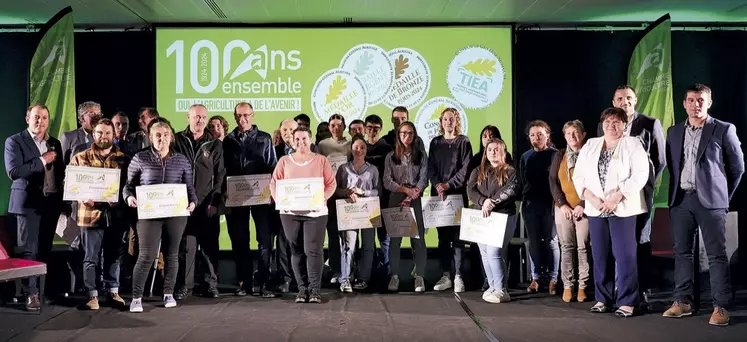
[61,101,102,165]
[662,84,744,326]
[598,85,666,302]
[4,104,65,311]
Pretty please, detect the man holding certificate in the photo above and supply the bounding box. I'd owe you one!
[173,104,225,300]
[68,119,130,310]
[466,139,519,304]
[123,117,197,313]
[222,102,278,297]
[271,126,336,304]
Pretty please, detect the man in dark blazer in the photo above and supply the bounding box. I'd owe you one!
[3,104,65,311]
[61,101,102,165]
[662,84,744,326]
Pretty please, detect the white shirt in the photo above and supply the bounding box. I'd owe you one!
[27,128,49,166]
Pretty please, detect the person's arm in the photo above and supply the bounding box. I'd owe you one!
[618,138,650,199]
[334,165,349,198]
[365,167,380,197]
[427,139,439,187]
[572,148,588,200]
[265,135,278,172]
[493,167,519,205]
[650,118,667,180]
[446,137,473,190]
[270,157,285,201]
[210,142,226,207]
[321,156,337,201]
[723,123,745,201]
[466,168,487,206]
[4,137,45,180]
[122,154,142,201]
[548,150,567,207]
[382,153,401,193]
[416,153,429,195]
[182,157,198,204]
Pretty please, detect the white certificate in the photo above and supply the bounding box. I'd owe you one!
[327,155,348,175]
[459,208,508,248]
[63,166,121,202]
[382,207,420,238]
[226,174,272,207]
[136,184,190,219]
[422,195,464,228]
[275,177,326,211]
[335,196,382,230]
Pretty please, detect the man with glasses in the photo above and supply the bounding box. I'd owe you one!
[364,114,393,285]
[62,101,103,165]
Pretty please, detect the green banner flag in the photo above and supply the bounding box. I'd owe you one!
[627,13,674,207]
[29,6,77,139]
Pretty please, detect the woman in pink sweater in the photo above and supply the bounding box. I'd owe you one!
[270,126,336,303]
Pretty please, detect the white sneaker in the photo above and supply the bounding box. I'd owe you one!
[494,290,511,303]
[414,276,425,293]
[454,275,465,293]
[388,276,399,292]
[433,273,452,291]
[163,294,177,308]
[482,288,494,301]
[330,273,341,284]
[339,280,353,293]
[483,291,501,303]
[129,297,143,313]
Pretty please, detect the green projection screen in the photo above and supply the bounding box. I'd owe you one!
[156,27,513,249]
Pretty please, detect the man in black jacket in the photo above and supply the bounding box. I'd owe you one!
[223,102,278,297]
[173,104,226,299]
[597,85,666,302]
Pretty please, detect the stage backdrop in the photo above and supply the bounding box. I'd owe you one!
[155,27,513,249]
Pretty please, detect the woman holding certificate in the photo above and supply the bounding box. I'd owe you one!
[572,108,649,317]
[383,121,428,293]
[123,118,197,313]
[467,139,519,303]
[270,126,336,304]
[334,134,380,292]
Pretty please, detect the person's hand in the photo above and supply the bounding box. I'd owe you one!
[126,196,137,208]
[410,188,421,199]
[572,205,585,219]
[41,151,56,164]
[605,190,624,206]
[481,199,495,217]
[401,197,412,208]
[187,202,196,213]
[82,200,95,208]
[349,193,359,203]
[588,194,604,212]
[353,187,365,196]
[559,205,573,220]
[207,205,218,216]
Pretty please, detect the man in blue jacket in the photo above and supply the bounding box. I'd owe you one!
[223,102,278,297]
[662,84,744,326]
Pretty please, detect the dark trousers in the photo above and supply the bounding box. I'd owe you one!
[279,214,328,291]
[589,215,639,307]
[376,189,391,268]
[437,225,465,276]
[325,199,342,276]
[226,204,274,285]
[671,192,732,308]
[12,196,61,295]
[132,217,188,298]
[81,226,122,296]
[177,204,220,291]
[522,201,559,280]
[272,210,294,285]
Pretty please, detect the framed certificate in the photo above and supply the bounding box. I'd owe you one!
[335,196,382,230]
[136,184,190,220]
[226,174,272,207]
[63,166,121,202]
[381,207,420,238]
[422,195,464,228]
[275,177,325,211]
[459,208,508,248]
[327,155,348,175]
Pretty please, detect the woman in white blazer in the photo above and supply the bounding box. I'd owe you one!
[572,108,649,318]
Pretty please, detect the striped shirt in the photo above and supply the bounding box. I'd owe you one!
[122,148,198,205]
[334,161,380,198]
[69,146,129,227]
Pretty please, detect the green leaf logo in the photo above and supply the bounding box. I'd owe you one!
[325,75,348,104]
[354,51,374,76]
[429,104,447,121]
[462,59,496,76]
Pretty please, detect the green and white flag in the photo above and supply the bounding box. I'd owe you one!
[29,6,77,139]
[627,13,674,207]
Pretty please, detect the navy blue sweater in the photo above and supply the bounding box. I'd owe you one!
[123,148,198,204]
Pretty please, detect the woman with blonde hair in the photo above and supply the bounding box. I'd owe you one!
[467,139,519,303]
[427,108,473,293]
[549,120,590,302]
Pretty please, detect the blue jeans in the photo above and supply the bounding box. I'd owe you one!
[339,228,377,283]
[81,226,123,297]
[478,214,517,292]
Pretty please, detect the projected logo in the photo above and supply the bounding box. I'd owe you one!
[164,39,303,113]
[340,44,395,107]
[413,97,468,154]
[383,48,431,109]
[310,68,368,125]
[447,46,505,109]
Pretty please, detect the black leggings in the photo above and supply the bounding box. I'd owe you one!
[132,217,188,298]
[279,214,328,291]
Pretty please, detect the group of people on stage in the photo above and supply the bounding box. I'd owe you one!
[4,83,743,326]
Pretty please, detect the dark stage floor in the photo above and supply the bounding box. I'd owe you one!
[1,288,745,342]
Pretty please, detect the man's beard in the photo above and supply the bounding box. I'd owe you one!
[94,141,113,150]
